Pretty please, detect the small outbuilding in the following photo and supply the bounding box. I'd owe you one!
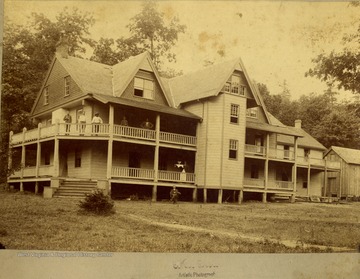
[324,146,360,198]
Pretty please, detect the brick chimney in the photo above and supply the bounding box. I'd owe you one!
[295,119,302,128]
[56,35,69,59]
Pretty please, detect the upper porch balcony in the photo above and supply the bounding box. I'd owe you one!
[10,122,197,148]
[245,144,340,169]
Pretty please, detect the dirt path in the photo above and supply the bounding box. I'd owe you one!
[127,214,355,252]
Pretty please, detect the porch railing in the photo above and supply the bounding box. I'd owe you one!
[160,132,197,146]
[113,125,156,140]
[111,167,195,183]
[9,165,54,178]
[243,178,265,188]
[10,123,196,148]
[268,148,295,161]
[268,180,293,190]
[245,144,266,156]
[158,170,195,183]
[112,167,155,180]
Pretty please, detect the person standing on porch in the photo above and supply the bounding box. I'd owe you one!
[63,111,72,134]
[141,118,153,129]
[92,112,103,134]
[78,110,86,135]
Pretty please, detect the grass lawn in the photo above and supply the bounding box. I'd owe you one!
[0,190,359,253]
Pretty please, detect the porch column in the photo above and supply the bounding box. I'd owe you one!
[20,128,26,192]
[265,133,270,190]
[238,190,243,204]
[291,136,298,203]
[8,131,13,172]
[217,189,223,204]
[203,188,207,203]
[262,192,267,203]
[152,114,160,202]
[324,162,328,197]
[107,105,114,181]
[307,162,311,197]
[53,138,60,177]
[35,123,42,178]
[192,188,197,202]
[35,182,39,195]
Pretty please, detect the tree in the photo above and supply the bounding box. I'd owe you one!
[1,8,96,183]
[311,106,360,148]
[306,3,360,94]
[91,1,186,70]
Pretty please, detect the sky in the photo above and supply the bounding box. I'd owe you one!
[4,0,360,100]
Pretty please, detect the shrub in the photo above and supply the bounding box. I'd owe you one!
[79,190,115,215]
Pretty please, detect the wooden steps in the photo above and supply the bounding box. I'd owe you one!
[53,180,97,198]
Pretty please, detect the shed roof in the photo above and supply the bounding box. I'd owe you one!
[325,146,360,164]
[91,93,200,119]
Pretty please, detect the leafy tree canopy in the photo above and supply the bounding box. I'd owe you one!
[91,1,186,70]
[306,3,360,94]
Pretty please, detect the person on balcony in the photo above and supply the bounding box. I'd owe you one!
[92,112,103,134]
[141,118,154,129]
[78,110,86,135]
[120,116,128,126]
[170,186,181,204]
[63,111,72,134]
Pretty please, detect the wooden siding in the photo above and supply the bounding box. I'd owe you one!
[121,70,168,106]
[67,143,91,178]
[221,94,246,188]
[33,59,83,116]
[91,142,108,179]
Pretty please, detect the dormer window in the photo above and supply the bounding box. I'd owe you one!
[64,76,70,96]
[43,87,49,105]
[222,75,246,96]
[246,107,258,118]
[134,77,154,100]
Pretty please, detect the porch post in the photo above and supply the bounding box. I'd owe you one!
[291,136,298,203]
[265,133,269,190]
[8,131,13,173]
[217,189,223,204]
[307,161,311,197]
[35,123,42,178]
[238,190,243,204]
[107,105,114,183]
[152,114,160,202]
[54,138,60,177]
[203,188,207,203]
[262,192,267,203]
[20,128,26,192]
[192,188,197,202]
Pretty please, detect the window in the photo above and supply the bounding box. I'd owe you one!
[284,145,290,159]
[304,149,310,158]
[231,75,240,94]
[222,75,246,96]
[134,77,154,100]
[43,87,49,105]
[246,107,258,118]
[229,139,238,159]
[64,76,70,96]
[230,104,239,124]
[75,148,81,168]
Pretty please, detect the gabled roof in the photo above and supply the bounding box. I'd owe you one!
[57,54,113,95]
[31,51,173,115]
[246,118,304,137]
[167,58,249,103]
[325,146,360,164]
[267,114,326,150]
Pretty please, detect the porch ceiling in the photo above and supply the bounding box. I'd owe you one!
[90,93,201,120]
[246,120,303,137]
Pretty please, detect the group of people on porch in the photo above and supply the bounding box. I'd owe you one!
[62,111,154,134]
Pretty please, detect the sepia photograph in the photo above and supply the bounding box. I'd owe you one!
[0,0,359,278]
